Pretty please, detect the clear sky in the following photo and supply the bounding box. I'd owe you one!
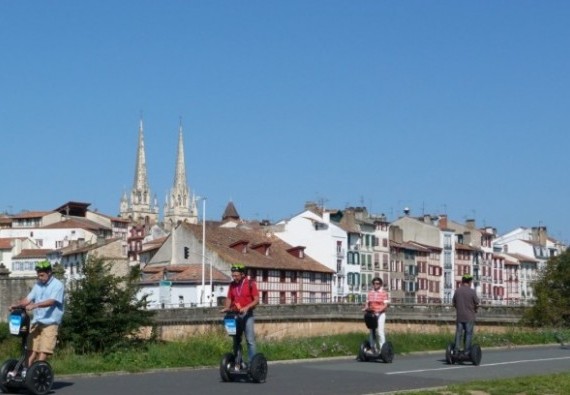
[1,1,569,243]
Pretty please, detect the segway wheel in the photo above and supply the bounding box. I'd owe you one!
[248,353,268,383]
[219,353,235,382]
[357,341,371,362]
[470,344,482,366]
[25,361,53,395]
[0,359,19,393]
[380,342,394,363]
[445,343,455,365]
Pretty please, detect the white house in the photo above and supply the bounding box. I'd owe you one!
[273,205,348,301]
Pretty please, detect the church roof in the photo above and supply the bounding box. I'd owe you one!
[222,201,240,221]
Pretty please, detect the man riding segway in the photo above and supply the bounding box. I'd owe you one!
[446,273,482,365]
[219,263,267,383]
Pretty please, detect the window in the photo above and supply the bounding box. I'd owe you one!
[280,271,286,283]
[309,292,316,303]
[291,292,297,304]
[291,271,297,283]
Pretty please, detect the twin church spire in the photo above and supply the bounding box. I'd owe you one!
[120,118,197,230]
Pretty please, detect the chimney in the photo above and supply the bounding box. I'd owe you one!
[466,219,476,229]
[304,201,319,212]
[403,207,410,216]
[531,226,548,246]
[439,214,448,230]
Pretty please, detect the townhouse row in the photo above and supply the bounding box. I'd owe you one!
[0,200,566,307]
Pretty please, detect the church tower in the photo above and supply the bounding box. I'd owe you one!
[164,121,198,230]
[119,118,159,225]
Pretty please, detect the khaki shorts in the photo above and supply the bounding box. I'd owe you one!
[27,324,59,355]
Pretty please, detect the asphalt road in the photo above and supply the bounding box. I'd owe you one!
[47,345,570,395]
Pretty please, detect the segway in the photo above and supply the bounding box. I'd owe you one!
[357,311,394,363]
[0,308,54,395]
[219,312,268,383]
[445,329,482,366]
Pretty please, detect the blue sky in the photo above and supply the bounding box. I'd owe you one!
[1,1,569,243]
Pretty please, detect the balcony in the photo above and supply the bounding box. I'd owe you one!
[404,274,416,281]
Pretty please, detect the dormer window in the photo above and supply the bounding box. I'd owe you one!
[229,240,249,254]
[251,242,271,256]
[286,246,305,259]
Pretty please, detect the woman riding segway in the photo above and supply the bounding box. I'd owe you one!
[358,277,394,363]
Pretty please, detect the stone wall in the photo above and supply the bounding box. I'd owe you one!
[150,303,526,341]
[0,277,37,317]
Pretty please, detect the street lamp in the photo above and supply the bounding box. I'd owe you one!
[196,196,207,307]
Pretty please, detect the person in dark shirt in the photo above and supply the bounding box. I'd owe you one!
[452,274,480,354]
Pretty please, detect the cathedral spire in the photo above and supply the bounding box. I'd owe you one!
[133,118,149,195]
[164,119,197,230]
[173,120,188,193]
[119,117,159,225]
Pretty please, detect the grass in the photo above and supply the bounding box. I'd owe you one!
[1,324,570,393]
[395,372,570,395]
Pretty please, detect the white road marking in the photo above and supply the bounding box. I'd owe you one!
[386,356,570,375]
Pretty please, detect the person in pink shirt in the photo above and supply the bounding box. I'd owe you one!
[362,277,389,351]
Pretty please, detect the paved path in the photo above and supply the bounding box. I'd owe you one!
[48,345,570,395]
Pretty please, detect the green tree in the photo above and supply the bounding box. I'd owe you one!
[60,256,155,354]
[51,262,66,281]
[522,249,570,327]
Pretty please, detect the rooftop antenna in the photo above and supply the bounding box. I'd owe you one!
[315,194,329,211]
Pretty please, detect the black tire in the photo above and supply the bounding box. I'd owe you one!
[470,344,482,366]
[445,343,455,365]
[219,353,235,382]
[25,361,53,395]
[0,359,20,394]
[248,353,268,383]
[357,341,371,362]
[380,342,394,363]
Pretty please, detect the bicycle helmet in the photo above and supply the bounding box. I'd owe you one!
[462,274,473,282]
[35,260,52,272]
[230,263,246,273]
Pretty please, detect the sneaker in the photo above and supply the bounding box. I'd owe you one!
[6,370,16,379]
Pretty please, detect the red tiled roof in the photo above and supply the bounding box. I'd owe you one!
[141,236,168,252]
[455,243,480,251]
[60,237,122,256]
[12,211,53,219]
[140,263,231,284]
[13,249,53,259]
[42,217,111,231]
[182,222,334,273]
